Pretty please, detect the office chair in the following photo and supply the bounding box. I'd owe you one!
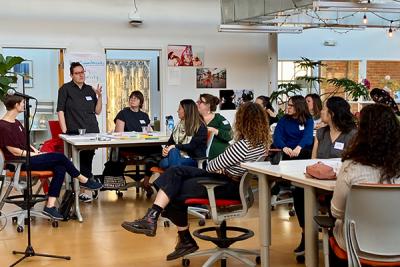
[0,149,58,232]
[314,184,400,267]
[182,156,265,267]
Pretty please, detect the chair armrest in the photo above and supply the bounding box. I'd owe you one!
[192,156,208,161]
[197,179,227,187]
[314,215,335,228]
[6,159,26,164]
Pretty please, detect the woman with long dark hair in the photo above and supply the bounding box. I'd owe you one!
[312,96,357,158]
[331,104,400,257]
[273,95,314,160]
[159,99,207,169]
[255,95,278,124]
[121,102,271,261]
[293,96,357,256]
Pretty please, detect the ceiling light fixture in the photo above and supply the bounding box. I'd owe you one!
[128,0,143,26]
[218,24,303,34]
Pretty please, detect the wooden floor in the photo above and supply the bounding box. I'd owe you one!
[0,187,322,267]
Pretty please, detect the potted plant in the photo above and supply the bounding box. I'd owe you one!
[0,54,24,116]
[295,57,325,94]
[270,82,302,118]
[327,78,370,101]
[0,54,25,101]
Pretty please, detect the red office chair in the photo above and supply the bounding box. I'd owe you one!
[40,120,64,154]
[182,158,264,267]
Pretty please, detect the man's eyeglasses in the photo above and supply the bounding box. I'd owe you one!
[287,103,294,107]
[73,71,85,75]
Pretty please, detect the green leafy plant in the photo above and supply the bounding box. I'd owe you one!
[295,57,325,94]
[270,83,302,118]
[0,54,25,101]
[327,78,370,101]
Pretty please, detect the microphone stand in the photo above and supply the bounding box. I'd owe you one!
[10,74,70,266]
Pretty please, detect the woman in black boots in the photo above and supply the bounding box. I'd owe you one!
[121,102,272,261]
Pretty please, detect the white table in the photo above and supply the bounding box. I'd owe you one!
[60,133,169,222]
[241,159,338,267]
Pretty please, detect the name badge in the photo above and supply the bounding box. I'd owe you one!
[334,142,344,150]
[299,125,304,131]
[222,120,229,125]
[85,96,93,101]
[139,120,146,124]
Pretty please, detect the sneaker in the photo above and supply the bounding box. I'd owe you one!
[79,193,92,203]
[80,178,103,191]
[294,233,305,256]
[43,206,64,220]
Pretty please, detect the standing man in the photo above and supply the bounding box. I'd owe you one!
[57,62,103,202]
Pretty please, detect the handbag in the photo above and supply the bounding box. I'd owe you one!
[306,161,337,180]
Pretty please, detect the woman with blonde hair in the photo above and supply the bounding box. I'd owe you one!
[159,99,207,169]
[121,102,271,261]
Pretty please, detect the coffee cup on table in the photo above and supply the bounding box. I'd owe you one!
[78,128,86,135]
[269,149,282,165]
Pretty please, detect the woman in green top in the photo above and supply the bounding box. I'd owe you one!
[196,94,232,160]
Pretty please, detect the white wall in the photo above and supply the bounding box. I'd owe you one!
[279,28,400,60]
[0,0,273,173]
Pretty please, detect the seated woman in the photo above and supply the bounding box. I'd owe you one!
[306,93,324,129]
[273,95,314,160]
[121,102,271,261]
[114,90,162,193]
[331,104,400,265]
[159,99,207,169]
[196,93,232,160]
[255,95,278,125]
[293,96,357,256]
[0,95,102,220]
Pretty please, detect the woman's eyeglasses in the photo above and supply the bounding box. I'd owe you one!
[196,99,206,104]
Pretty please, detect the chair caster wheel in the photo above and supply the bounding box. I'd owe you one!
[52,221,59,228]
[164,221,170,227]
[289,210,296,217]
[182,258,190,266]
[17,226,24,233]
[296,255,305,263]
[198,219,205,226]
[256,256,261,264]
[271,206,275,210]
[12,217,17,224]
[117,191,123,197]
[205,213,211,219]
[146,191,153,199]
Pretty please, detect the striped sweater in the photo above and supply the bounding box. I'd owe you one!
[206,139,266,181]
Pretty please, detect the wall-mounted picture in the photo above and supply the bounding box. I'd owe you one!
[13,60,33,88]
[234,89,254,106]
[196,68,226,88]
[167,45,204,67]
[219,90,236,110]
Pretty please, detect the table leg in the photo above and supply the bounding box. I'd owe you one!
[71,147,83,222]
[63,141,72,191]
[257,173,271,267]
[304,186,318,267]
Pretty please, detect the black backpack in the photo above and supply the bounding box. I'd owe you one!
[59,189,75,221]
[100,150,128,189]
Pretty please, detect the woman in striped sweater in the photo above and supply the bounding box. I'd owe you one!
[121,102,271,261]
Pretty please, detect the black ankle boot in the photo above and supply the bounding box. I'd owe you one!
[294,232,305,256]
[166,230,199,261]
[121,208,160,237]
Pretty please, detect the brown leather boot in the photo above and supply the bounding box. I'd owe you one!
[166,229,199,261]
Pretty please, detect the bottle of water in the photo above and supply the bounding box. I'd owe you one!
[166,115,174,136]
